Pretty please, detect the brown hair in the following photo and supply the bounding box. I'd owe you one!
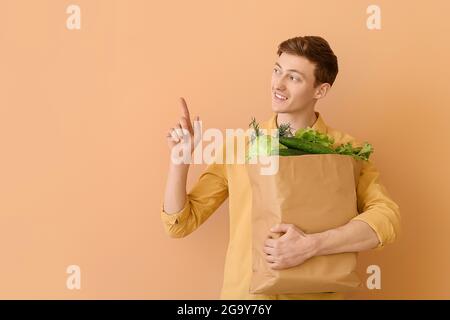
[277,36,338,87]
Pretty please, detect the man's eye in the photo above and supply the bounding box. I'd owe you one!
[273,68,280,73]
[290,76,298,81]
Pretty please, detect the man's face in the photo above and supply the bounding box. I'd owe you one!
[271,53,328,113]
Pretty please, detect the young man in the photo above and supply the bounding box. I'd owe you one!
[162,36,401,300]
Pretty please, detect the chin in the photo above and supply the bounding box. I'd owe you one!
[271,103,290,113]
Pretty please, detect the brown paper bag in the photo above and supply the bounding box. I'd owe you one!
[246,154,363,294]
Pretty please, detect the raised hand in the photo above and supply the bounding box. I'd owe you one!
[166,97,201,157]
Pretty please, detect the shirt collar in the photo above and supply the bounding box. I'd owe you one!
[261,111,328,134]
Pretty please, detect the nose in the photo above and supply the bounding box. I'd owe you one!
[273,76,286,91]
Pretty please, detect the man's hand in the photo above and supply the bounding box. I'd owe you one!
[166,97,201,154]
[263,220,381,270]
[263,224,319,270]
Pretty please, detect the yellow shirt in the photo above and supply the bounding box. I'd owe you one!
[160,111,401,300]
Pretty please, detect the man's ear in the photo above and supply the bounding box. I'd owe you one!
[314,83,331,100]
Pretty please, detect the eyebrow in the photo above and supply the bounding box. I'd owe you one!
[274,62,306,78]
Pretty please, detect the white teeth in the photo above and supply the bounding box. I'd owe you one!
[275,93,287,100]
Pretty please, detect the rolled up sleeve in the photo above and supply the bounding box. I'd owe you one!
[161,162,229,238]
[352,159,401,250]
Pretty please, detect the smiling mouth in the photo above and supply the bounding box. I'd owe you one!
[273,92,288,102]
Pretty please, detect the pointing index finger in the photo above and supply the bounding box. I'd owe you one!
[180,97,191,122]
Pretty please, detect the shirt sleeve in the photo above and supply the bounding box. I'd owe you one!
[160,161,229,238]
[351,159,401,251]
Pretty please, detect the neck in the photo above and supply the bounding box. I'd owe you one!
[276,109,318,133]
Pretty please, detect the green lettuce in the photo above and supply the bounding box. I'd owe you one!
[247,118,374,161]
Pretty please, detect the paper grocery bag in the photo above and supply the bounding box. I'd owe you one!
[246,154,363,294]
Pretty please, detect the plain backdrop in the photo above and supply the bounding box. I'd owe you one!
[0,0,449,299]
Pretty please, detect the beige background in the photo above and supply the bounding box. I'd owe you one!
[0,0,449,299]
